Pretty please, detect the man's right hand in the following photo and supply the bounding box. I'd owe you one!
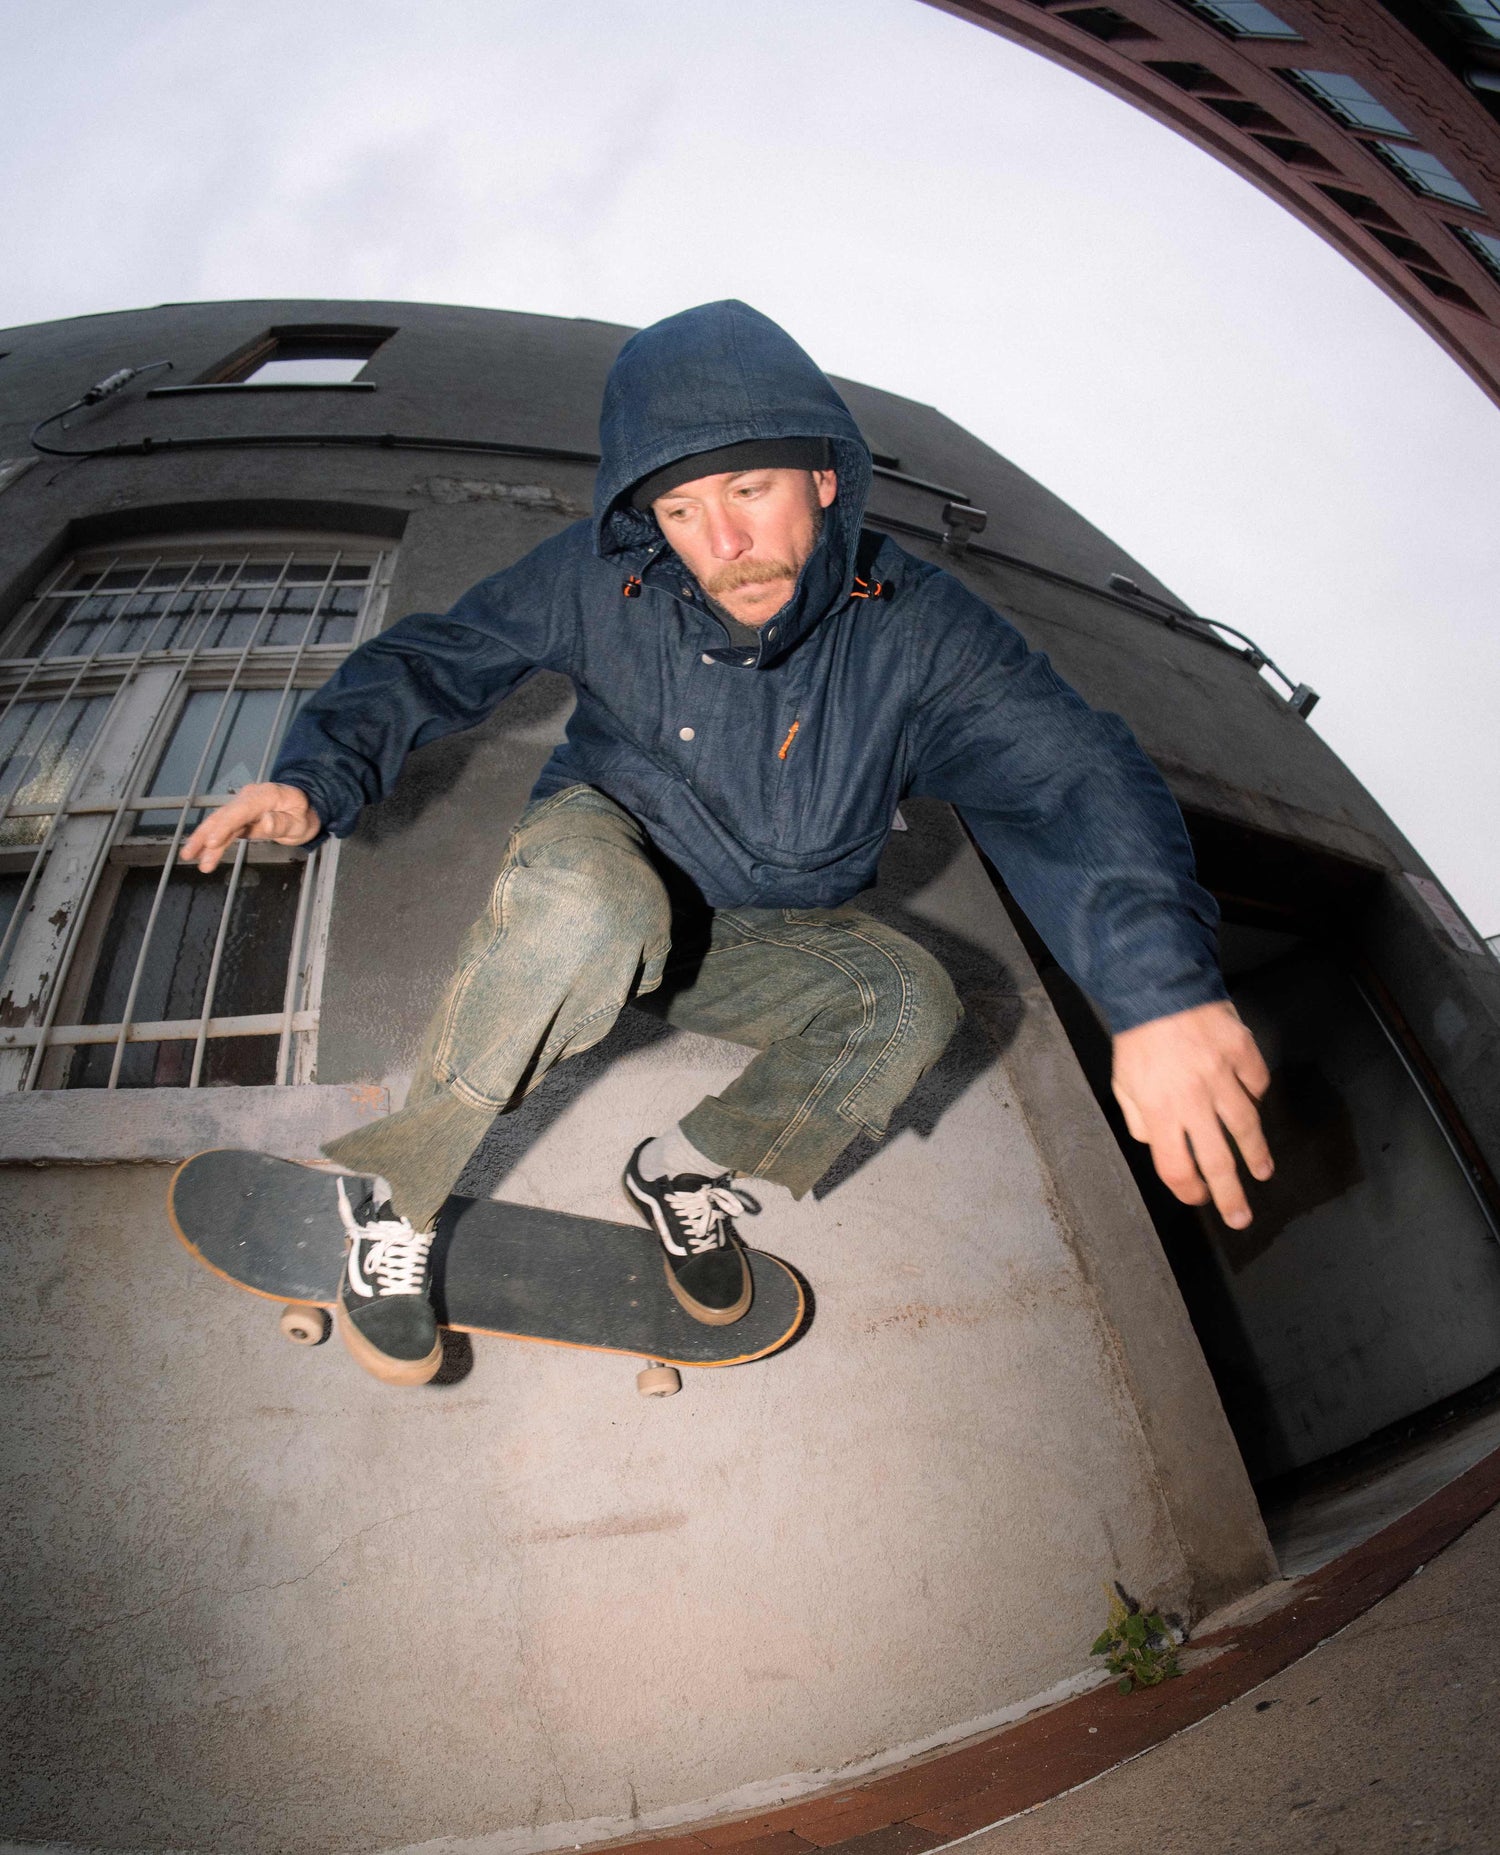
[178,782,321,873]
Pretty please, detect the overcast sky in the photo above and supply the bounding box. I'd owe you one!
[3,0,1497,931]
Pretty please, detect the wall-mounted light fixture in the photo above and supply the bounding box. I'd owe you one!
[941,501,988,557]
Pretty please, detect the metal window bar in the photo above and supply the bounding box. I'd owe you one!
[184,555,343,1087]
[274,835,322,1085]
[0,547,383,1088]
[10,558,258,1089]
[0,554,211,982]
[1,1011,318,1052]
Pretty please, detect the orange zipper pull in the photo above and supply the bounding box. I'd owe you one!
[777,719,801,760]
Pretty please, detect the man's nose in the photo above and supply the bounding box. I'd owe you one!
[704,501,750,559]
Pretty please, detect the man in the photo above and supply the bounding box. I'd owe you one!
[182,300,1273,1388]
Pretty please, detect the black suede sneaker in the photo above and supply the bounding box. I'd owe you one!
[335,1176,442,1386]
[623,1140,754,1325]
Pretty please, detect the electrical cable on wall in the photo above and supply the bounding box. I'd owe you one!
[25,362,1315,711]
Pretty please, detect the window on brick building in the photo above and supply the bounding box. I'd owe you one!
[1288,70,1414,137]
[1376,142,1484,208]
[0,540,391,1091]
[1177,0,1301,39]
[1437,0,1500,45]
[1454,224,1500,278]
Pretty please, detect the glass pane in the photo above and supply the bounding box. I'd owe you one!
[0,870,27,982]
[206,861,305,1017]
[136,687,311,834]
[1293,71,1411,137]
[1457,227,1500,280]
[200,1035,280,1086]
[1185,0,1301,37]
[243,356,368,386]
[1446,0,1500,44]
[0,693,113,846]
[64,859,303,1088]
[1379,143,1483,208]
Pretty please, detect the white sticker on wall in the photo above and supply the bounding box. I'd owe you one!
[1403,872,1484,955]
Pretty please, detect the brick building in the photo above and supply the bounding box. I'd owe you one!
[929,0,1500,400]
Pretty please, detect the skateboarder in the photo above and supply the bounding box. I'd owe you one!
[181,299,1273,1387]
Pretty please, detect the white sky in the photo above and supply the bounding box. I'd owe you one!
[3,0,1497,931]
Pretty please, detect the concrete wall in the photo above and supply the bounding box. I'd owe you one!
[1,298,1493,1851]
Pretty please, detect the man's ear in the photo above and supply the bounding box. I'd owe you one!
[813,468,839,510]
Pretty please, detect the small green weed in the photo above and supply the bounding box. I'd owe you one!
[1091,1583,1182,1693]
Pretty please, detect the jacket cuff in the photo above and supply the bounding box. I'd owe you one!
[267,765,356,848]
[1099,972,1231,1037]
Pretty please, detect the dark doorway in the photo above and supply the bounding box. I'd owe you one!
[990,815,1500,1489]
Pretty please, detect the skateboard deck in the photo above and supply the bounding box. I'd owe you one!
[167,1149,805,1370]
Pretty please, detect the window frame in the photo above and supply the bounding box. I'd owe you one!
[189,324,397,390]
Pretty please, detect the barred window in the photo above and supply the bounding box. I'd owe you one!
[0,539,391,1091]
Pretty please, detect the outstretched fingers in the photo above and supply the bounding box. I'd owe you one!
[178,783,317,873]
[1111,1000,1276,1230]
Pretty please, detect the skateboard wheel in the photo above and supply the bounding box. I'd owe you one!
[637,1364,681,1398]
[279,1304,330,1346]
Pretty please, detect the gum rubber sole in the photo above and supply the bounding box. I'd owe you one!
[621,1172,754,1327]
[661,1246,753,1327]
[338,1306,444,1386]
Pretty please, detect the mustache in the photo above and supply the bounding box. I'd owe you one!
[699,556,800,597]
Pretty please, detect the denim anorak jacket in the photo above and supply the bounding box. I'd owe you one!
[274,300,1226,1034]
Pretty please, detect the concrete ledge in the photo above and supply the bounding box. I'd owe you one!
[0,1082,390,1166]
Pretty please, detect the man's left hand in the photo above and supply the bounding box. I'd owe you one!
[1111,999,1273,1229]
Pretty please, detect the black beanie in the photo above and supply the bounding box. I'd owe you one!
[630,436,832,510]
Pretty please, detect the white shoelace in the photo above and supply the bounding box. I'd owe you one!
[664,1181,750,1254]
[337,1177,435,1297]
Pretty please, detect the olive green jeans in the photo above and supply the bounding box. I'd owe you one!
[324,785,960,1229]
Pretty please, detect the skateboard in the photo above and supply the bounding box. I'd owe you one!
[167,1149,805,1396]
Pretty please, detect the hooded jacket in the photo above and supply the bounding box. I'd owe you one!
[273,300,1226,1034]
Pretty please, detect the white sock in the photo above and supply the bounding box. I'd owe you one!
[638,1125,729,1181]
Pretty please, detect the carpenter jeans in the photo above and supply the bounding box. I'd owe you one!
[323,785,961,1230]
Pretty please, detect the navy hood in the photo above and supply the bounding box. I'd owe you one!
[593,301,873,662]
